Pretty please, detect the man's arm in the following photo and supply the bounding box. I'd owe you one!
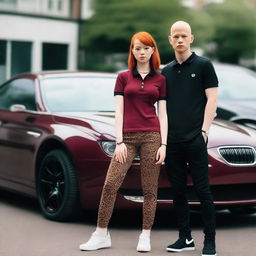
[202,87,218,140]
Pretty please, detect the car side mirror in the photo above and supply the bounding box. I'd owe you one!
[10,104,27,112]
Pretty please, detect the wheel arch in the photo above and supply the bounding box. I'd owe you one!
[35,137,76,181]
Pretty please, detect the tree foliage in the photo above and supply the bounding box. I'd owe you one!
[80,0,256,69]
[207,0,256,63]
[80,0,213,66]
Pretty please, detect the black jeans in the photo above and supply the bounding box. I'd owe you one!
[165,133,216,240]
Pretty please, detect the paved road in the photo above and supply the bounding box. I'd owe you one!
[0,189,256,256]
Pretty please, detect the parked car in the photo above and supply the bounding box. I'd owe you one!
[0,71,256,221]
[215,63,256,129]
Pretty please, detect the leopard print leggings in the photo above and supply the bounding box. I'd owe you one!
[97,131,161,230]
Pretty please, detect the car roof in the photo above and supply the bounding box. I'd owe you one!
[213,63,256,79]
[7,70,117,82]
[213,62,249,70]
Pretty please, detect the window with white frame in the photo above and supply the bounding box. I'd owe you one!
[46,0,69,16]
[0,0,69,17]
[0,40,32,81]
[0,0,17,10]
[81,0,94,19]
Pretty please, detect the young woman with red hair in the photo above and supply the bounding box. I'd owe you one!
[80,32,167,252]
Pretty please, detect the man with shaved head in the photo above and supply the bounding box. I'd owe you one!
[162,21,218,256]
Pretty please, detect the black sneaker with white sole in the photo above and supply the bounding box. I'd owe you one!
[202,239,216,256]
[166,237,195,252]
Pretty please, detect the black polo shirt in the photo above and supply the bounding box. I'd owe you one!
[161,52,218,142]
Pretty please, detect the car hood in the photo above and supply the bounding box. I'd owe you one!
[209,119,256,148]
[218,100,256,120]
[53,112,256,147]
[53,112,116,139]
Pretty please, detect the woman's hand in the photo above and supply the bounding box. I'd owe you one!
[114,143,127,164]
[155,145,166,165]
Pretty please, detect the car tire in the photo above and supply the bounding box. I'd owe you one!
[228,206,256,215]
[37,149,80,221]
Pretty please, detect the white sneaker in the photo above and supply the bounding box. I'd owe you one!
[136,233,151,252]
[79,231,111,251]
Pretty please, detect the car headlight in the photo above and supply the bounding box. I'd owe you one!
[99,141,140,161]
[100,141,116,156]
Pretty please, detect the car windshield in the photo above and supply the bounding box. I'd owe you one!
[41,75,116,112]
[216,67,256,100]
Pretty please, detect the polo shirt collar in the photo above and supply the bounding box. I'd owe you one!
[132,67,156,77]
[173,52,196,66]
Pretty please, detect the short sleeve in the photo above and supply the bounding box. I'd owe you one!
[159,75,167,100]
[114,72,126,96]
[202,61,219,89]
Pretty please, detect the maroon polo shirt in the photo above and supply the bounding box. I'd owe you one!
[114,69,166,132]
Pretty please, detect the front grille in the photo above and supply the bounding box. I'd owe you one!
[218,146,256,165]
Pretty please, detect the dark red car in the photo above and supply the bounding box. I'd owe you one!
[0,71,256,221]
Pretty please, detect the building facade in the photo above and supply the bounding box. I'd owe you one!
[0,0,92,83]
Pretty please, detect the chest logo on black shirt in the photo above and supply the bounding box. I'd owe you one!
[191,73,196,77]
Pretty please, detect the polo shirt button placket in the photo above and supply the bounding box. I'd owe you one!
[141,81,144,89]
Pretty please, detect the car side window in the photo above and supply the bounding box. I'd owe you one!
[0,78,36,111]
